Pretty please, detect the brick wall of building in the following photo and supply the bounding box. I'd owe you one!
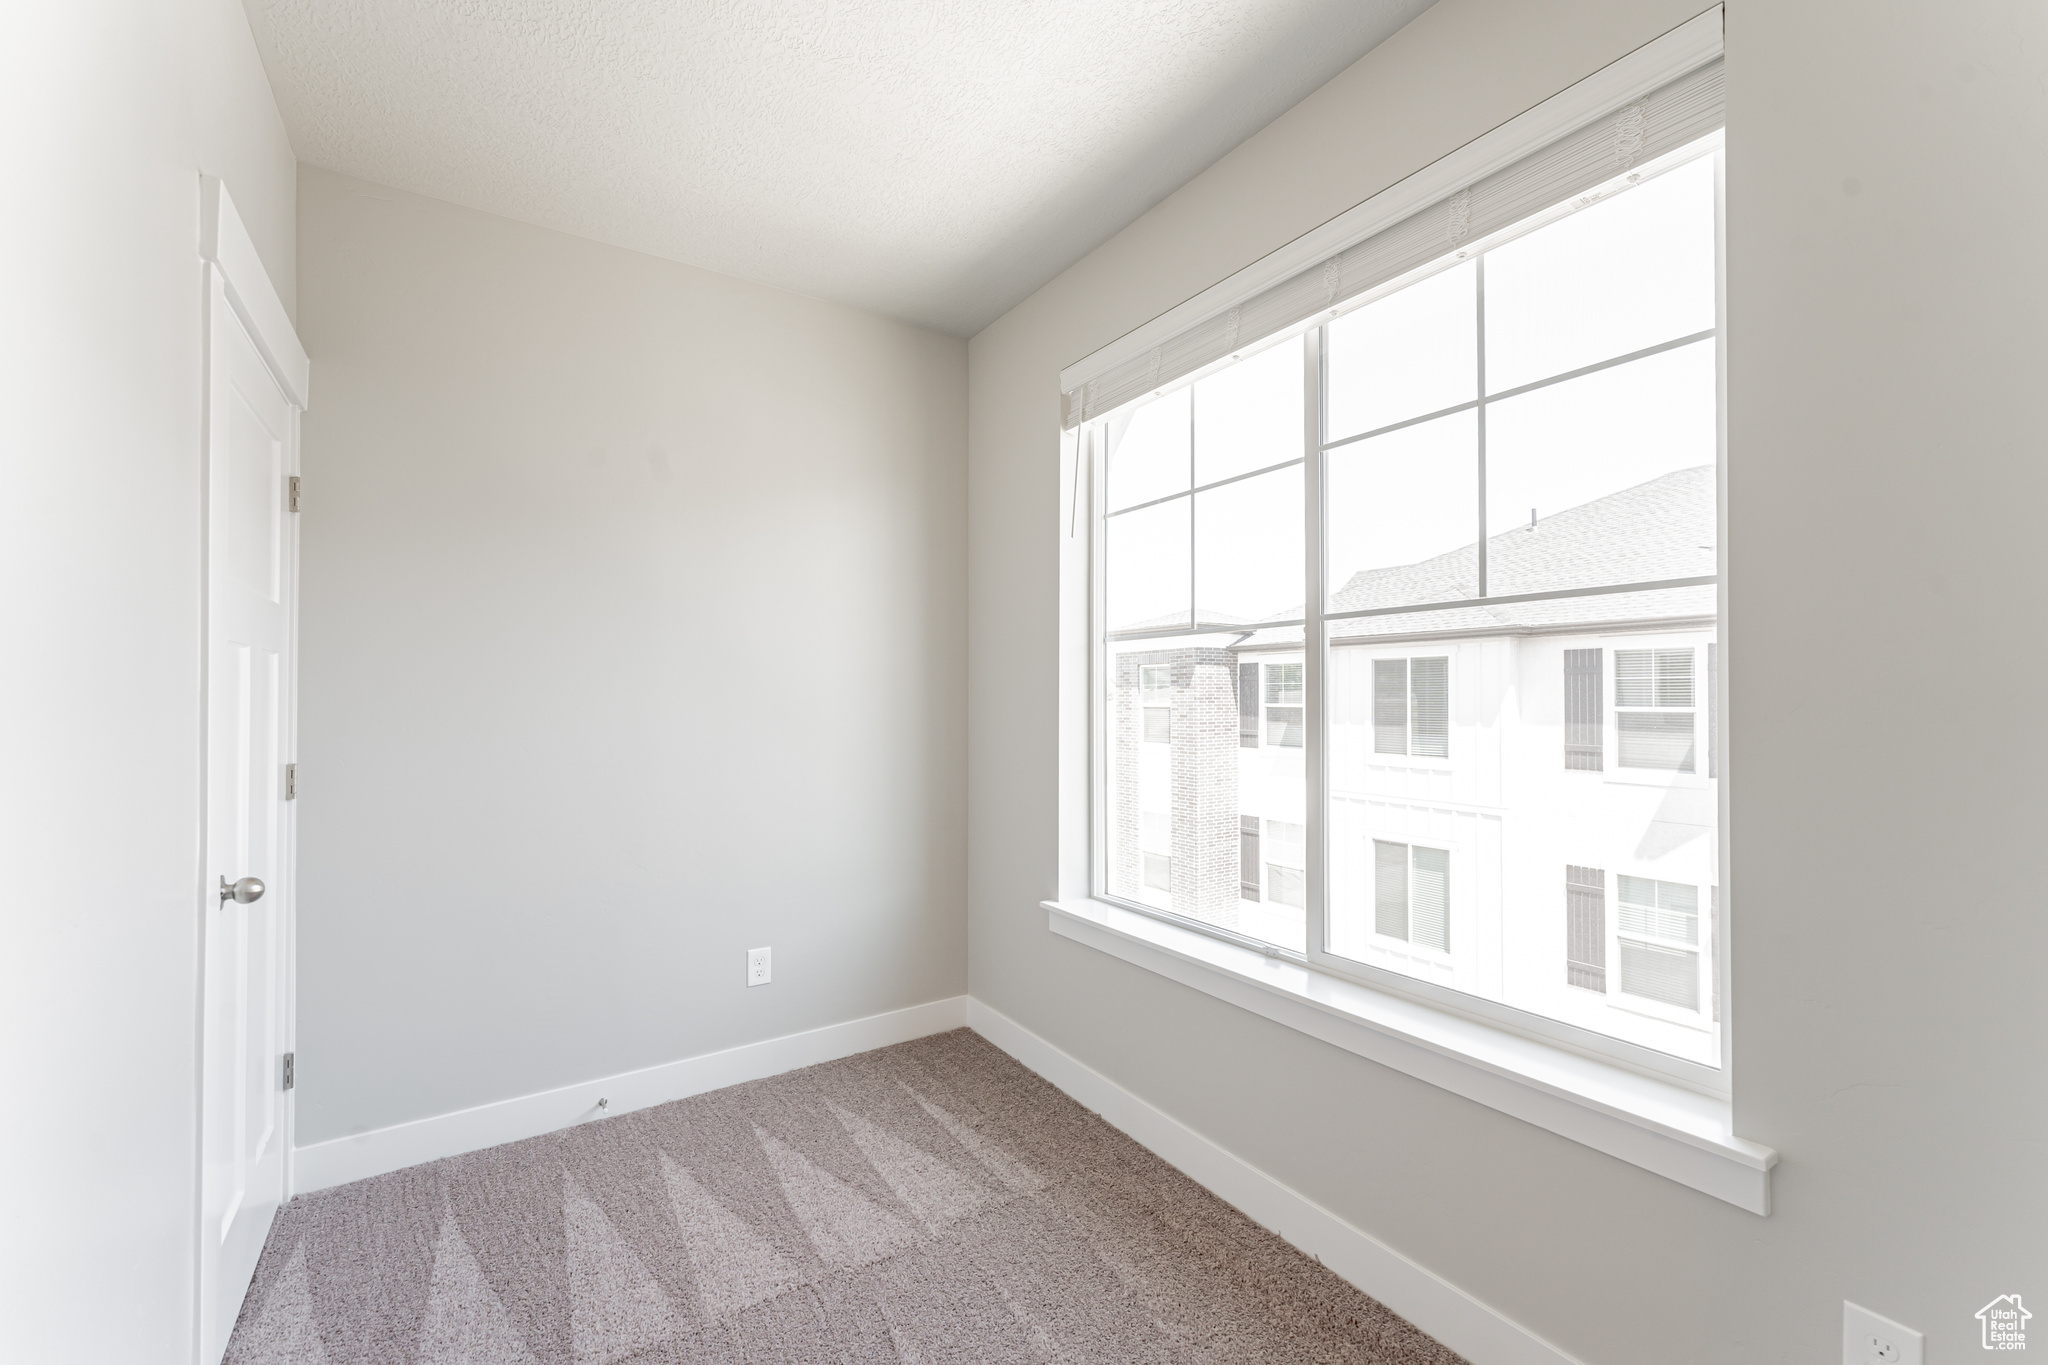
[1110,652,1142,898]
[1110,645,1240,924]
[1169,647,1241,926]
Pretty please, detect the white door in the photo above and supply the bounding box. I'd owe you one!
[198,264,299,1364]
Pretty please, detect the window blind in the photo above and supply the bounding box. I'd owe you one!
[1410,846,1450,953]
[1373,659,1408,756]
[1062,57,1724,430]
[1618,713,1695,772]
[1374,839,1408,940]
[1410,657,1449,759]
[1620,940,1699,1011]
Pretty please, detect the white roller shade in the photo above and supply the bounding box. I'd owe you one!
[1062,22,1723,430]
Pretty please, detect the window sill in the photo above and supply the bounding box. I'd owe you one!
[1043,897,1774,1214]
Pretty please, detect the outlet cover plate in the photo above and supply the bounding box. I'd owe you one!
[747,946,771,987]
[1844,1301,1922,1365]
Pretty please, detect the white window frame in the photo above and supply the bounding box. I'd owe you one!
[1088,223,1726,1090]
[1054,9,1771,1214]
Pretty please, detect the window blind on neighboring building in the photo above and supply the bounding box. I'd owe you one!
[1410,657,1449,759]
[1264,662,1304,746]
[1373,840,1449,951]
[1374,659,1408,755]
[1615,647,1696,771]
[1620,939,1699,1010]
[1410,846,1450,952]
[1618,713,1694,771]
[1618,875,1698,943]
[1374,839,1408,940]
[1060,58,1725,430]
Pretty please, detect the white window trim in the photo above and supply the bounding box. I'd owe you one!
[1044,895,1773,1213]
[1052,6,1771,1215]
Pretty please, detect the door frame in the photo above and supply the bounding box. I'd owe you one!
[196,176,309,1361]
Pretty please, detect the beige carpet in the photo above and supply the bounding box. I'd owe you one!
[226,1029,1466,1364]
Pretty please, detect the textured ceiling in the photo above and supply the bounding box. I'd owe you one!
[246,0,1432,336]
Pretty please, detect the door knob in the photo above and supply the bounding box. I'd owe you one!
[219,875,266,905]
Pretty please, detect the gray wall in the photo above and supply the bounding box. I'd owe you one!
[294,168,968,1144]
[0,1,296,1360]
[966,1,2048,1361]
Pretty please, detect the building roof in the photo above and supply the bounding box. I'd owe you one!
[1235,464,1716,651]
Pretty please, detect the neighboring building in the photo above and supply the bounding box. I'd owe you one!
[1109,466,1719,1064]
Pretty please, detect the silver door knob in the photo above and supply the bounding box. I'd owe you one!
[219,875,266,905]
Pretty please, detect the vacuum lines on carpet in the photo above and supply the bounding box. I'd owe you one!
[225,1029,1466,1364]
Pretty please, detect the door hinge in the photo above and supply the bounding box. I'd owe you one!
[282,1052,295,1091]
[288,475,301,513]
[285,762,297,800]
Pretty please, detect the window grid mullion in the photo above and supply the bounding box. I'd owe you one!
[1104,455,1305,519]
[1316,326,1716,456]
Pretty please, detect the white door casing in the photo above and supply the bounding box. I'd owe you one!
[197,180,308,1365]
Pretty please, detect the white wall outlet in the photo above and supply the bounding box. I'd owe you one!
[746,946,771,987]
[1844,1301,1922,1365]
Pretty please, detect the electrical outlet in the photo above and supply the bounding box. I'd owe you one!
[1844,1301,1921,1365]
[746,946,771,987]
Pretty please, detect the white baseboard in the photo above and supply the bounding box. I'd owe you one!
[291,996,969,1195]
[966,997,1584,1365]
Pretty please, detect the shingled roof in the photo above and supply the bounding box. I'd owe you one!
[1235,464,1716,650]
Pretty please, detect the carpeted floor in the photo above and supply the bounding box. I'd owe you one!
[225,1029,1465,1365]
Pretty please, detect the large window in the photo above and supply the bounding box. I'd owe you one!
[1096,133,1723,1073]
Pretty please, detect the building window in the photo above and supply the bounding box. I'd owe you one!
[1372,656,1449,758]
[1095,122,1723,1075]
[1266,820,1307,909]
[1374,840,1449,952]
[1264,662,1303,747]
[1141,664,1172,744]
[1617,875,1701,1011]
[1615,648,1696,772]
